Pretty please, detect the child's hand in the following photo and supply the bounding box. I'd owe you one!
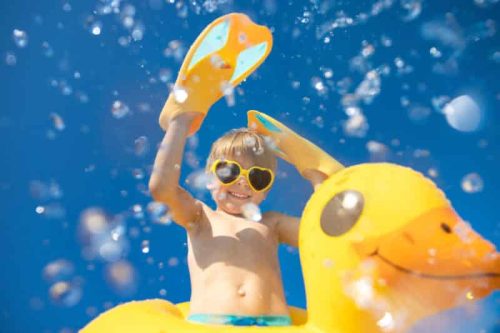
[302,169,328,191]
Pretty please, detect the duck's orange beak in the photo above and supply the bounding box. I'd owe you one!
[355,207,500,311]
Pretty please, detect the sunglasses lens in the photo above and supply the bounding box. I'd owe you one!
[215,161,240,184]
[249,168,272,191]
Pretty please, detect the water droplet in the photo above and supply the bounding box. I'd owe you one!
[131,22,145,41]
[343,113,369,138]
[41,41,54,57]
[12,29,28,48]
[241,203,262,222]
[141,240,150,253]
[105,260,137,296]
[366,141,389,161]
[461,173,484,193]
[49,281,82,307]
[111,100,130,119]
[158,68,172,83]
[220,81,235,107]
[168,257,179,266]
[401,0,422,22]
[50,113,65,131]
[90,22,102,36]
[5,51,17,66]
[443,95,483,132]
[43,259,75,283]
[377,312,396,331]
[186,170,214,191]
[429,47,442,58]
[172,85,188,103]
[134,136,149,156]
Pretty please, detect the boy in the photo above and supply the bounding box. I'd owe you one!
[148,112,327,326]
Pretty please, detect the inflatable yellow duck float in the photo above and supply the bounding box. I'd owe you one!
[81,13,499,333]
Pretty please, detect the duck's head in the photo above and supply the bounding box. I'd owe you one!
[300,163,499,332]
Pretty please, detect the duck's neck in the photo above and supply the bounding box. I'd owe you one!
[301,243,380,332]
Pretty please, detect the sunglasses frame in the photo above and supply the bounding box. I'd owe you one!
[210,159,275,192]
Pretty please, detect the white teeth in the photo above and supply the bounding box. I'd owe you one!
[229,191,249,199]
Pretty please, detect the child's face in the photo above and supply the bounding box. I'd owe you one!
[208,154,271,216]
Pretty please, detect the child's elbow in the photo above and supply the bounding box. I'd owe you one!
[149,179,172,203]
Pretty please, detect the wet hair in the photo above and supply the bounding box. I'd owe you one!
[206,128,277,171]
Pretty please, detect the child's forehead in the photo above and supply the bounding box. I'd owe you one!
[221,152,259,167]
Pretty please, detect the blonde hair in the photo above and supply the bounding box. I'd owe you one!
[206,128,277,171]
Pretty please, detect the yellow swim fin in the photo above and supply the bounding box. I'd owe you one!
[160,13,273,136]
[247,110,345,176]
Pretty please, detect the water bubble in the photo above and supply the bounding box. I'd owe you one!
[5,51,17,66]
[490,51,500,63]
[131,23,145,41]
[355,70,381,104]
[311,77,327,95]
[366,141,390,161]
[35,202,66,219]
[323,68,334,79]
[431,95,450,113]
[12,29,28,48]
[132,168,145,180]
[147,201,169,224]
[163,40,186,62]
[49,281,82,307]
[343,113,369,138]
[43,259,75,283]
[443,95,483,132]
[111,100,130,119]
[421,20,465,50]
[401,0,422,22]
[99,239,125,262]
[186,170,214,191]
[429,47,442,58]
[220,81,235,107]
[168,257,179,267]
[158,68,172,83]
[141,240,150,254]
[408,105,431,123]
[172,85,188,103]
[241,203,262,222]
[466,19,496,42]
[50,113,65,131]
[461,173,484,193]
[41,41,54,57]
[134,136,149,157]
[30,180,63,201]
[105,260,137,296]
[90,22,102,36]
[377,312,396,331]
[474,0,500,7]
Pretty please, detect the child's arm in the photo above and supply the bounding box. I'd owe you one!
[149,113,203,230]
[269,169,329,247]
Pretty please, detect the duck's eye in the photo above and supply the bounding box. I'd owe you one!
[321,190,364,237]
[441,223,452,234]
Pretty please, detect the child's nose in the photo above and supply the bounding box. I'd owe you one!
[236,175,250,188]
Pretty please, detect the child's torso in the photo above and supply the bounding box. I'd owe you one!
[186,205,289,316]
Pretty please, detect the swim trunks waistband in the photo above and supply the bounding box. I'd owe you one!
[187,314,292,326]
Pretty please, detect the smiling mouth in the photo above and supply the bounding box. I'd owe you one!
[228,191,250,200]
[370,249,500,281]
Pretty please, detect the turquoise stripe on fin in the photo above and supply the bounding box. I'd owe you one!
[230,42,268,84]
[187,19,230,72]
[255,113,282,133]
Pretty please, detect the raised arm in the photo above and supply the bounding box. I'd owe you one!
[149,113,203,230]
[271,169,328,247]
